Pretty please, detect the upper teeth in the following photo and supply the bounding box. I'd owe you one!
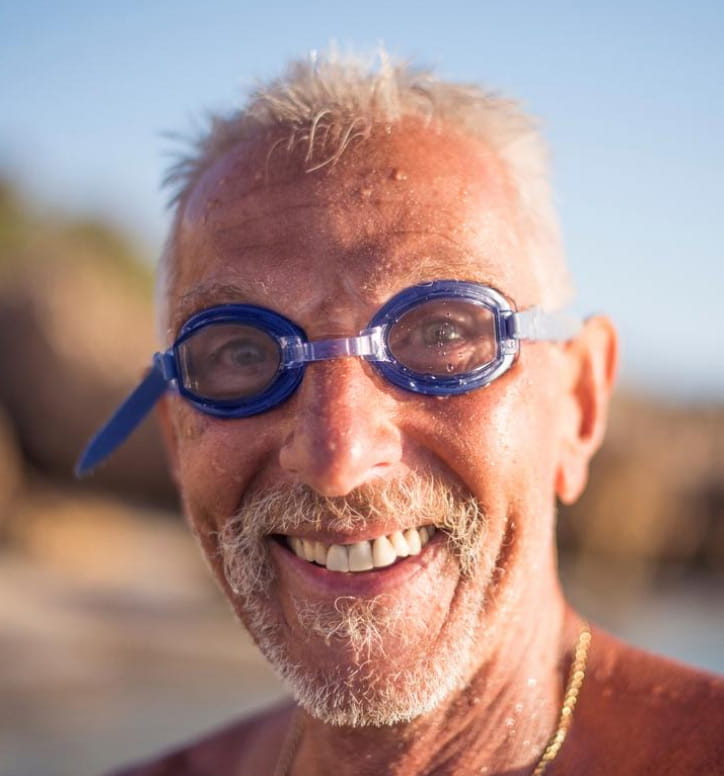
[286,526,436,573]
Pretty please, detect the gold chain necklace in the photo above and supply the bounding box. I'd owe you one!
[274,622,591,776]
[530,621,591,775]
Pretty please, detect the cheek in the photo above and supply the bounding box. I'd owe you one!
[171,405,275,528]
[424,360,563,514]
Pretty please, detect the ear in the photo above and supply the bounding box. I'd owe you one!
[156,394,181,485]
[555,315,618,505]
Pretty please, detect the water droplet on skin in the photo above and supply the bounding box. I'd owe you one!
[514,703,524,713]
[446,364,455,373]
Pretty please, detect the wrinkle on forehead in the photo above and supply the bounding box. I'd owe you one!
[210,199,335,238]
[210,201,477,243]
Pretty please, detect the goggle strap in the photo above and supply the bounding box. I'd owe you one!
[511,308,581,342]
[75,359,170,477]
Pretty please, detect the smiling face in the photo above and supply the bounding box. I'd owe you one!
[160,121,574,726]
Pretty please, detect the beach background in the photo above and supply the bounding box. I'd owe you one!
[1,3,723,774]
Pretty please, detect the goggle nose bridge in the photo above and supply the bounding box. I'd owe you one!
[282,326,388,366]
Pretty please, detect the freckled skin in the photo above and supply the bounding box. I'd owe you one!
[118,122,724,776]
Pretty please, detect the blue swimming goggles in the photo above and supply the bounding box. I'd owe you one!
[76,280,580,475]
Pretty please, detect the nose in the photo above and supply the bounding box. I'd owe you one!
[278,360,403,497]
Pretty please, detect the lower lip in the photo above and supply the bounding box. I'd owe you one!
[268,532,446,598]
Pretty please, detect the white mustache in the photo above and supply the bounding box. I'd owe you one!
[218,476,487,596]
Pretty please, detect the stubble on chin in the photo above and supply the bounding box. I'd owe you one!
[215,476,492,726]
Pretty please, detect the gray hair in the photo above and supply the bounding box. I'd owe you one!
[157,50,572,337]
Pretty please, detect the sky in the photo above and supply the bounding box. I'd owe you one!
[2,0,723,400]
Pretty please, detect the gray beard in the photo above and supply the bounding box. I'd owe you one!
[217,477,490,727]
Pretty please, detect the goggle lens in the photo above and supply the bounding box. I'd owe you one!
[387,298,497,376]
[178,323,282,401]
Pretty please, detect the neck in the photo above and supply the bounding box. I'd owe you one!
[291,571,576,776]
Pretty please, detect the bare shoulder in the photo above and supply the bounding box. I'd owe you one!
[570,627,724,775]
[106,699,295,776]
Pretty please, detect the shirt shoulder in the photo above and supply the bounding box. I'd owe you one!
[105,699,295,776]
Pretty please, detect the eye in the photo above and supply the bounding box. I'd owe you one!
[178,323,282,400]
[387,300,497,376]
[211,337,269,367]
[419,318,466,346]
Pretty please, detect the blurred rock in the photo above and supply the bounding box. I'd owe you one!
[0,404,23,534]
[559,393,724,565]
[7,483,209,599]
[0,183,176,507]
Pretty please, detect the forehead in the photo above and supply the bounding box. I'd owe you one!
[170,121,537,332]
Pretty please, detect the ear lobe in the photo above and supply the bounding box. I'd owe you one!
[156,394,181,484]
[555,315,618,505]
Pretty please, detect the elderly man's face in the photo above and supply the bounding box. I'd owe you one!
[161,123,572,725]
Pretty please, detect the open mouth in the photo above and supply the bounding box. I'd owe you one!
[278,525,437,573]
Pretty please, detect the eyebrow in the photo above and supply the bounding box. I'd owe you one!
[174,282,259,331]
[373,254,502,293]
[171,256,507,333]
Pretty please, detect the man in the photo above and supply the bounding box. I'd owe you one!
[79,53,723,775]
